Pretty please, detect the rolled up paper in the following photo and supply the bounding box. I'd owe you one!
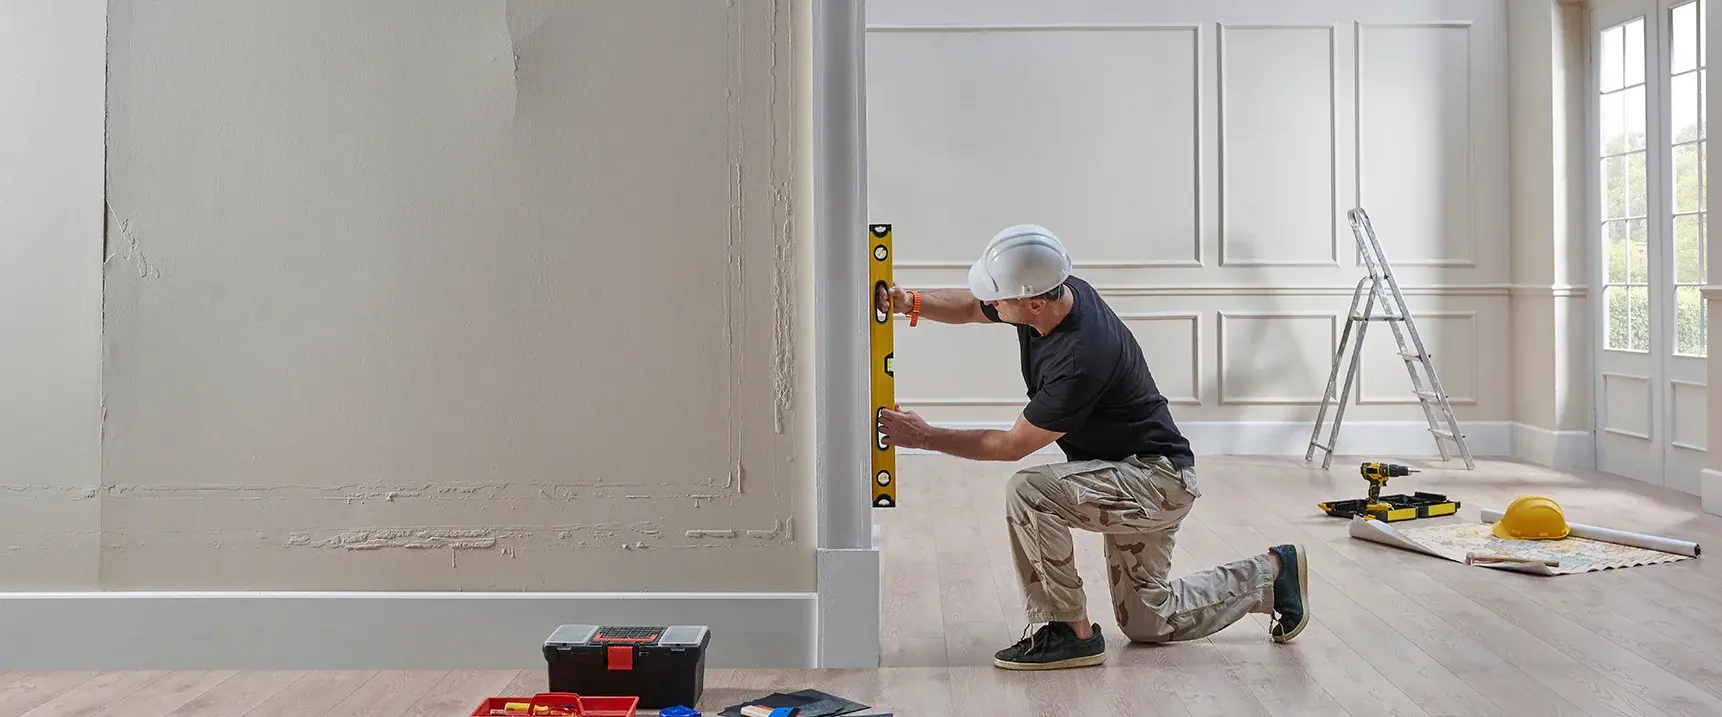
[1479,508,1701,557]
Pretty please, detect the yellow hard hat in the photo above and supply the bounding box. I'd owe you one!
[1492,495,1570,540]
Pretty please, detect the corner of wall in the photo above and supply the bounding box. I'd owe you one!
[1702,469,1722,516]
[1506,0,1595,447]
[810,0,881,667]
[1511,422,1595,471]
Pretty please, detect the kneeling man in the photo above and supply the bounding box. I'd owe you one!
[877,225,1312,671]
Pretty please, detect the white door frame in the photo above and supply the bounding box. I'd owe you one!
[1589,0,1710,493]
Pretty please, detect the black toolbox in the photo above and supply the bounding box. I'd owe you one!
[543,624,711,709]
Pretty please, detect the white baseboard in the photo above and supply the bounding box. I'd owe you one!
[0,591,816,670]
[903,420,1513,459]
[1510,422,1595,471]
[816,547,880,668]
[1704,469,1722,517]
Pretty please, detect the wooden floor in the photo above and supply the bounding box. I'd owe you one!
[4,454,1721,716]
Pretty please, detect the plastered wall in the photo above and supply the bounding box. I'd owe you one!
[865,0,1518,437]
[3,0,814,592]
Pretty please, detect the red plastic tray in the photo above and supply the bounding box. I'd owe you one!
[469,692,639,717]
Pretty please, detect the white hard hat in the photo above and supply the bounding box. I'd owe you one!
[967,224,1073,301]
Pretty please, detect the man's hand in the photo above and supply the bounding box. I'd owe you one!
[872,285,991,324]
[878,406,934,450]
[876,284,912,315]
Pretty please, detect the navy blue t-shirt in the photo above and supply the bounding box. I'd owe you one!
[979,276,1195,467]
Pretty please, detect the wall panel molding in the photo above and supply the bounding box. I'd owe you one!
[1600,371,1654,440]
[1357,310,1479,405]
[1119,312,1202,405]
[1217,311,1339,405]
[1669,379,1708,452]
[1508,283,1590,297]
[898,312,1202,407]
[895,259,1206,270]
[866,22,1205,267]
[891,283,1513,297]
[903,420,1514,458]
[867,23,1204,33]
[1217,23,1341,267]
[1354,20,1479,268]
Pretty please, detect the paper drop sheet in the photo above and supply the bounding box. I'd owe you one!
[1350,519,1694,575]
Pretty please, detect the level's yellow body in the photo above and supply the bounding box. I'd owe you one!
[869,224,897,508]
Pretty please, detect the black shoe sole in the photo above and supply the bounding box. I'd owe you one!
[1272,544,1310,644]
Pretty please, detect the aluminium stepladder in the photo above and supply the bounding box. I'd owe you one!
[1305,207,1475,470]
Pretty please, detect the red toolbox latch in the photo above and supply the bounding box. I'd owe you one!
[606,645,633,671]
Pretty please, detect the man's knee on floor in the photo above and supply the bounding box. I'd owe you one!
[1111,600,1178,643]
[1114,616,1173,644]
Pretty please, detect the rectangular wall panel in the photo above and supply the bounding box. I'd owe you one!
[1357,22,1476,266]
[1602,372,1654,438]
[866,26,1201,267]
[1122,314,1202,405]
[1219,25,1337,266]
[1218,312,1338,404]
[1671,380,1708,451]
[1358,311,1479,405]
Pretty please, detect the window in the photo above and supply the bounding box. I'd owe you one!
[1600,18,1650,352]
[1669,0,1706,356]
[1598,1,1707,358]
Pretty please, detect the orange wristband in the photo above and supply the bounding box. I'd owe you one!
[907,290,922,327]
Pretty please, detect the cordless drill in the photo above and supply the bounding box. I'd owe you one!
[1360,462,1417,511]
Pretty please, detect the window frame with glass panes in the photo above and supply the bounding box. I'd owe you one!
[1590,0,1708,492]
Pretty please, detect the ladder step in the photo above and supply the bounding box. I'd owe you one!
[1349,314,1406,322]
[1310,443,1331,452]
[1430,428,1460,440]
[1412,390,1442,401]
[1399,352,1427,361]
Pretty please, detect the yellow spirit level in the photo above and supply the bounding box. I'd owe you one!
[869,224,896,508]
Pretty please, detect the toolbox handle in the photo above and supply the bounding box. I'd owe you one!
[528,692,585,716]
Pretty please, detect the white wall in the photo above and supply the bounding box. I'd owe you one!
[1507,0,1593,470]
[1,0,837,670]
[0,0,106,587]
[865,0,1514,458]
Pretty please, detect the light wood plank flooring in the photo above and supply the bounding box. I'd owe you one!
[4,455,1720,716]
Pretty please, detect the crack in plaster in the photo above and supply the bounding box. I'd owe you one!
[282,519,675,553]
[768,0,794,436]
[102,202,159,279]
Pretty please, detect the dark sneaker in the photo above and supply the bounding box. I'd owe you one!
[1268,544,1310,643]
[992,622,1106,671]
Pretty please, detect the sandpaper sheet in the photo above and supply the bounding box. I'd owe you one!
[716,689,870,717]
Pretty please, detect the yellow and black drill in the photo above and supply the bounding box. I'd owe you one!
[1360,462,1417,512]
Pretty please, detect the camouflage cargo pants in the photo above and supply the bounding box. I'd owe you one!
[1005,454,1275,642]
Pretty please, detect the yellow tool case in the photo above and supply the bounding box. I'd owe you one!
[1318,492,1459,522]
